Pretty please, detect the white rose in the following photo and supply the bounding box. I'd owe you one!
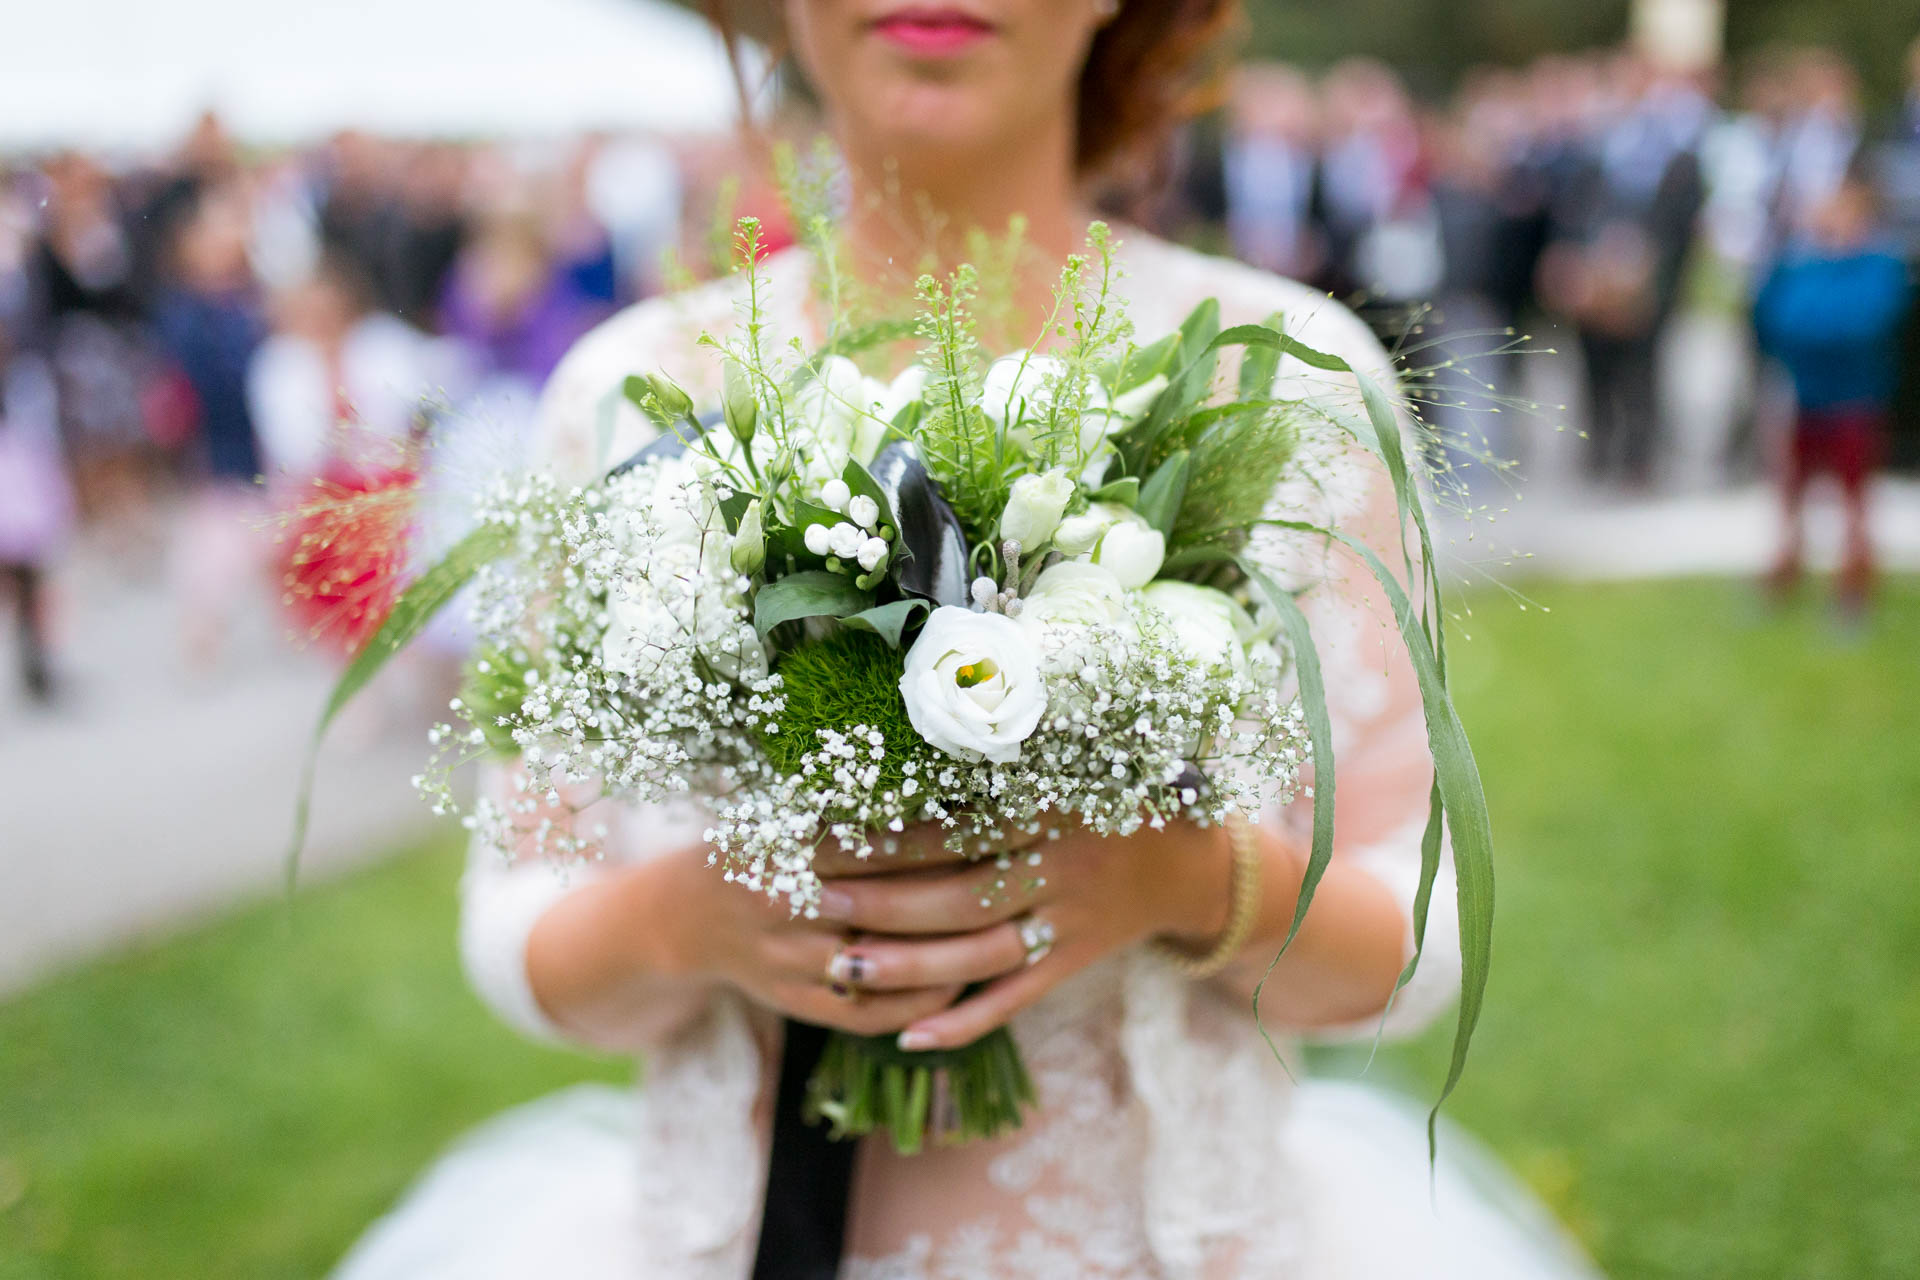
[1091,518,1166,589]
[803,523,832,557]
[1018,561,1131,634]
[998,468,1075,551]
[846,494,881,530]
[820,478,852,512]
[1139,581,1255,676]
[857,536,889,572]
[900,607,1048,763]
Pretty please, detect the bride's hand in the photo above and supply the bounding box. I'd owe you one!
[815,821,1235,1052]
[675,861,969,1038]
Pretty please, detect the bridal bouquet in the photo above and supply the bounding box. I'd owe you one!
[292,222,1493,1155]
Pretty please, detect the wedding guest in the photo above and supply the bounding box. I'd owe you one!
[151,184,269,669]
[1753,171,1910,620]
[1538,52,1707,487]
[0,328,71,705]
[1224,63,1323,281]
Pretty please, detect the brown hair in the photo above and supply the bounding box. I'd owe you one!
[705,2,1245,184]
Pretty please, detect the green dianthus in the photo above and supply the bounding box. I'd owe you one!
[762,630,921,789]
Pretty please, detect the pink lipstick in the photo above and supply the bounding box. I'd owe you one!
[871,7,996,57]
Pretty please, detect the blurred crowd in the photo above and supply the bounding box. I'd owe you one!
[0,117,780,701]
[5,37,1920,703]
[1208,41,1920,612]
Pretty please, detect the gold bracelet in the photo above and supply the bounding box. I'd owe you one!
[1156,813,1263,980]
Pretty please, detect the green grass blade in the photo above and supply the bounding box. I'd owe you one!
[285,522,514,889]
[1236,560,1336,1062]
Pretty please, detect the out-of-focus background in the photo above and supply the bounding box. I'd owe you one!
[1,0,1916,1276]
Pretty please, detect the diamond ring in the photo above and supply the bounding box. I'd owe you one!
[1015,914,1056,967]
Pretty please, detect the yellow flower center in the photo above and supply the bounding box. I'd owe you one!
[953,658,1000,689]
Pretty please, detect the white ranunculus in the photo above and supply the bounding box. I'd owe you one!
[1090,518,1166,589]
[1139,581,1256,676]
[900,607,1048,763]
[1018,561,1132,634]
[1052,501,1129,556]
[998,468,1074,551]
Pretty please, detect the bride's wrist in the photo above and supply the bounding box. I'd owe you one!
[1152,821,1237,952]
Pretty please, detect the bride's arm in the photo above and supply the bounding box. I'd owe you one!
[1204,462,1463,1038]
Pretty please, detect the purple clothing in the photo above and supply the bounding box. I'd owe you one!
[437,270,606,387]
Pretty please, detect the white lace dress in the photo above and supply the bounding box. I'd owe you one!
[333,234,1602,1280]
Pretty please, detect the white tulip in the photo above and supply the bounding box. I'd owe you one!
[1091,518,1166,589]
[900,607,1048,763]
[1018,561,1132,634]
[998,468,1075,551]
[847,494,881,530]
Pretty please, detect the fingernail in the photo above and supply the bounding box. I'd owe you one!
[819,888,854,921]
[827,951,858,983]
[897,1028,937,1052]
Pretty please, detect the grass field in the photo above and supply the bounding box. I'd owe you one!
[2,577,1917,1279]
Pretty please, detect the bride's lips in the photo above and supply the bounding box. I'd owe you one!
[869,7,997,57]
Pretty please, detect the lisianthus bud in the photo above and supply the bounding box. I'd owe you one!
[645,373,694,421]
[1053,501,1128,557]
[999,468,1074,550]
[729,500,765,575]
[722,359,758,444]
[1092,518,1166,589]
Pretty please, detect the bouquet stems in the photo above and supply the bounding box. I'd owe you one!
[804,1025,1033,1155]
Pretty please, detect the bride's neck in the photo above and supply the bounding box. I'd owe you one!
[834,118,1089,324]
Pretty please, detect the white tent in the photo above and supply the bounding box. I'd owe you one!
[0,0,748,152]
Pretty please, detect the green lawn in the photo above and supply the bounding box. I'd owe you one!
[2,578,1917,1279]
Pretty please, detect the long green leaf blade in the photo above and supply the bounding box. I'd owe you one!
[286,521,514,887]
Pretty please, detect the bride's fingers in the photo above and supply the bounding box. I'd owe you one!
[829,925,1029,993]
[781,981,964,1038]
[818,861,1043,934]
[896,956,1070,1051]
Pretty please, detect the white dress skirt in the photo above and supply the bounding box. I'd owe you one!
[333,235,1604,1280]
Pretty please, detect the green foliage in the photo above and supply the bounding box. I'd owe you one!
[759,630,919,788]
[457,646,534,757]
[910,267,1007,535]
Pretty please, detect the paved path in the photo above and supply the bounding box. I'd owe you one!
[0,527,442,995]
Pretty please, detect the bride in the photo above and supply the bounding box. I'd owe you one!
[337,3,1602,1277]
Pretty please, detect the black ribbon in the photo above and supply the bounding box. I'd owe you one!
[750,1019,858,1280]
